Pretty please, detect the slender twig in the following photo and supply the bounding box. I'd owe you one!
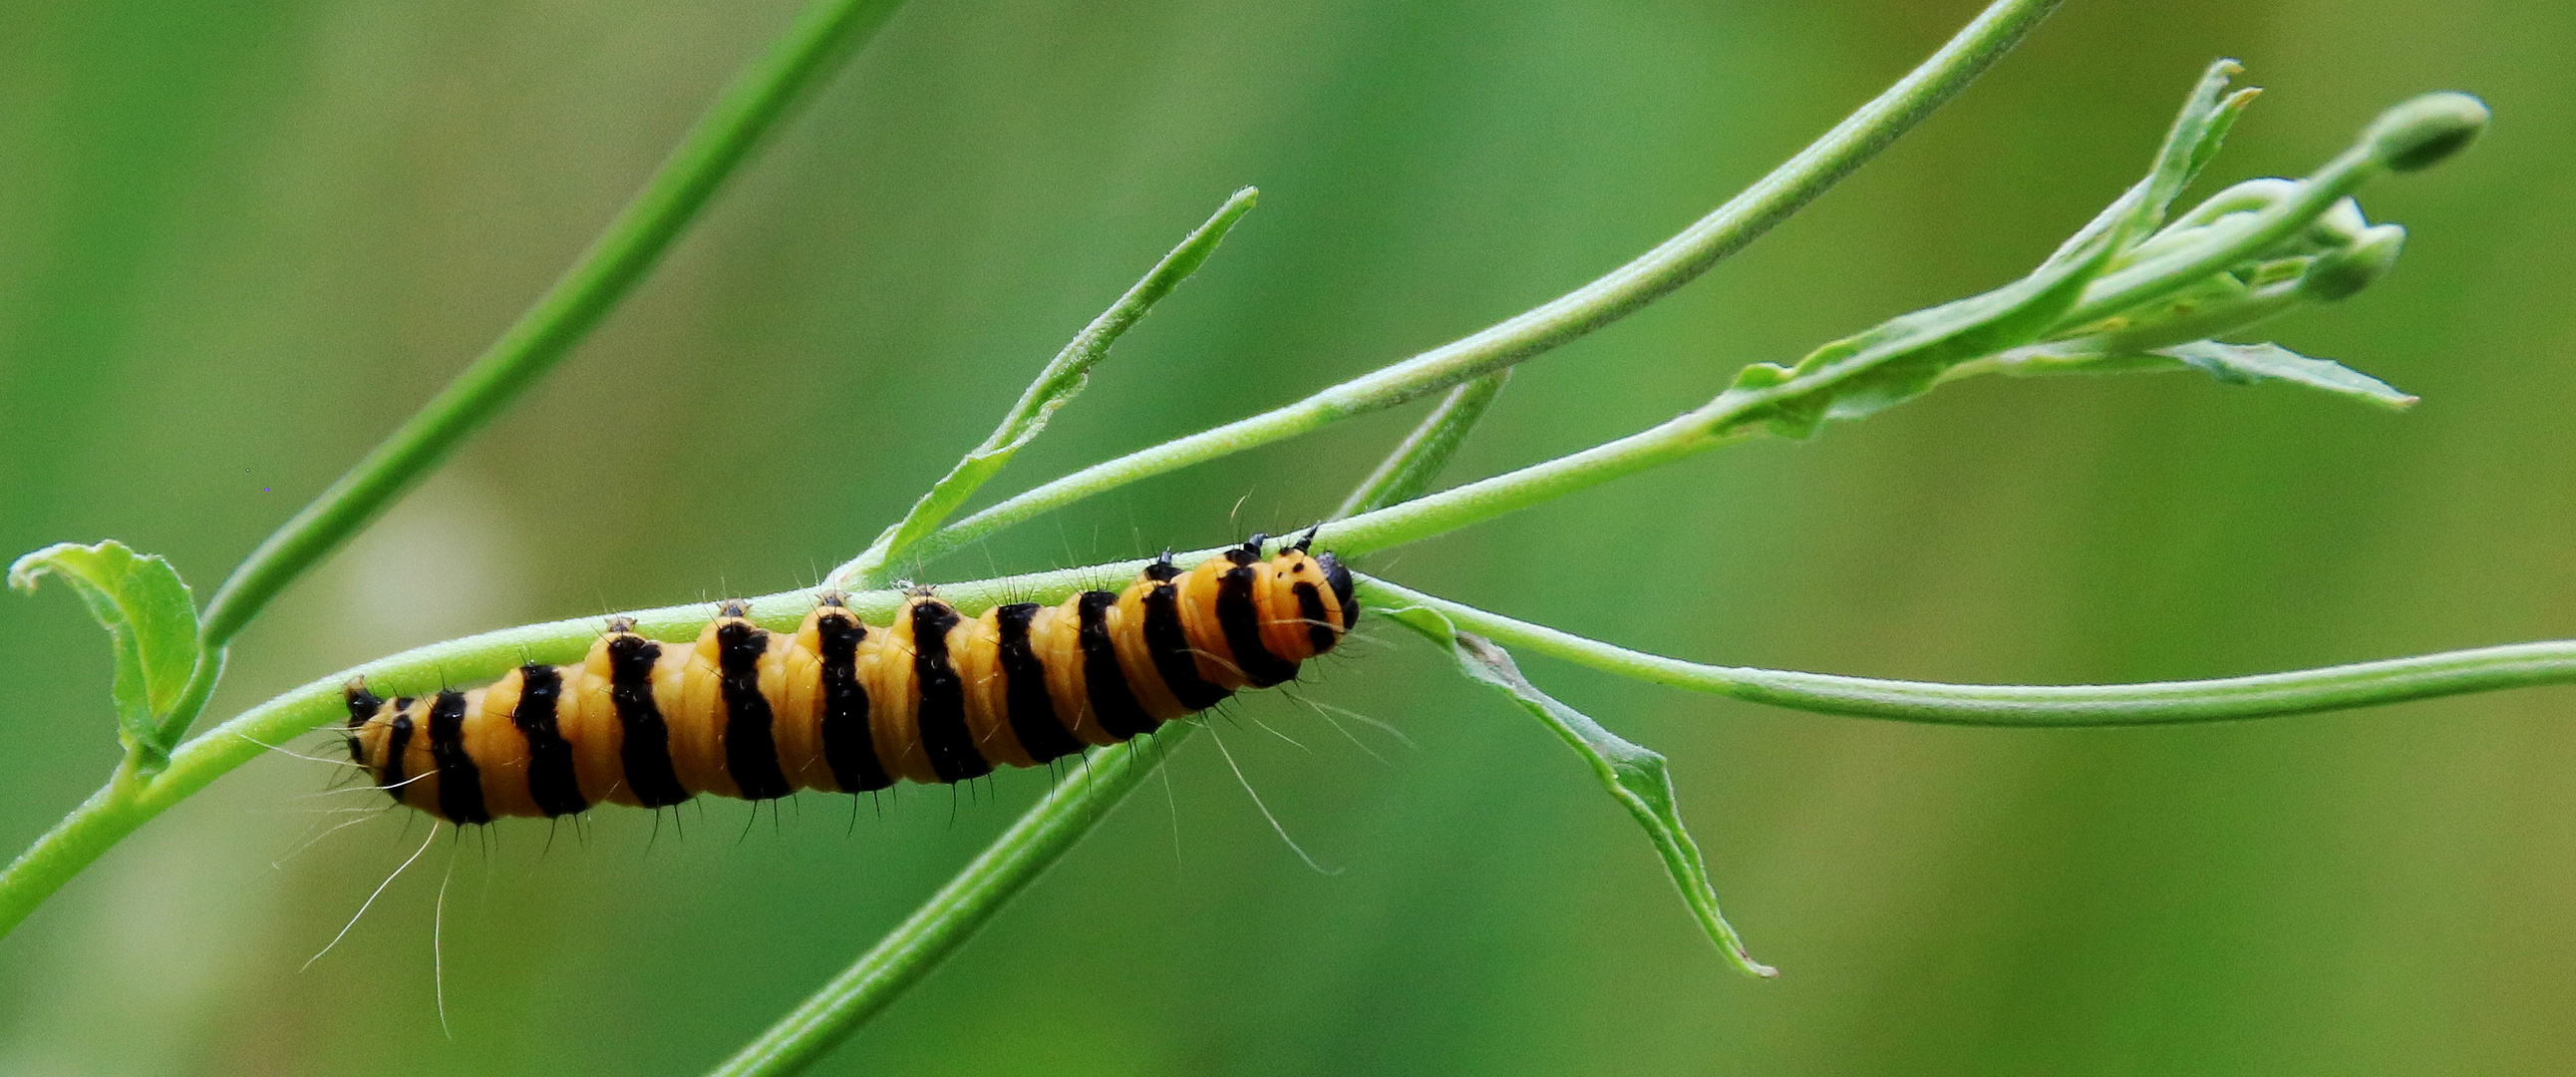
[704,727,1191,1077]
[0,0,913,937]
[886,0,2066,570]
[705,186,1539,1077]
[827,187,1260,590]
[160,0,915,748]
[0,113,2436,942]
[1361,575,2576,725]
[0,0,2071,932]
[1318,91,2480,561]
[1335,370,1511,520]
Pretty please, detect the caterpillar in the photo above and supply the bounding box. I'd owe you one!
[339,534,1357,823]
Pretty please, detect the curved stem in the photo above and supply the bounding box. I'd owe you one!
[705,727,1190,1077]
[4,0,914,931]
[892,0,2065,569]
[0,0,2071,954]
[193,0,911,655]
[1366,575,2576,725]
[828,187,1260,590]
[1326,399,1753,555]
[1336,370,1511,519]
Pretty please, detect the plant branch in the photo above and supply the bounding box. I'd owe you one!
[888,0,2065,569]
[1363,575,2576,725]
[0,77,2473,940]
[704,727,1190,1077]
[1321,91,2484,559]
[827,187,1259,590]
[174,0,913,744]
[710,197,1544,1074]
[1335,370,1511,519]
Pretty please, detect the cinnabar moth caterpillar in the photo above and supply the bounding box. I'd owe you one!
[340,535,1357,823]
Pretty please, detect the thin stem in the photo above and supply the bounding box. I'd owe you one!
[1326,402,1747,557]
[0,565,1133,940]
[708,209,1548,1076]
[1319,95,2463,562]
[891,0,2065,569]
[182,0,912,730]
[1365,576,2576,725]
[2054,144,2375,330]
[1335,370,1511,520]
[707,176,1570,1073]
[705,726,1191,1077]
[828,187,1259,590]
[1,0,912,936]
[0,158,2440,932]
[0,332,1965,938]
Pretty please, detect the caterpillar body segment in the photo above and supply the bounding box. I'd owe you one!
[342,538,1358,823]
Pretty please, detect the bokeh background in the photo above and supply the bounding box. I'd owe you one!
[5,0,2574,1073]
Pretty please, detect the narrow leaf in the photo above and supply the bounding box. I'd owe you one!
[832,187,1258,587]
[1726,214,2120,436]
[2134,60,2249,237]
[1384,605,1776,978]
[10,540,203,755]
[2157,339,2417,408]
[2184,88,2263,189]
[1708,63,2283,439]
[1978,338,2415,409]
[1334,369,1512,520]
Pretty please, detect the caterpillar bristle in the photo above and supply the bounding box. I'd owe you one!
[339,537,1361,824]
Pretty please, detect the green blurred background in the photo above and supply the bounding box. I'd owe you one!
[5,0,2574,1073]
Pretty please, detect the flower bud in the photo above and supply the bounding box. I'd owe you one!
[2300,223,2407,301]
[2363,92,2489,174]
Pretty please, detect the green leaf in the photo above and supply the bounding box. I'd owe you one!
[1706,63,2315,440]
[1724,216,2119,437]
[10,540,203,757]
[1384,605,1776,978]
[2158,340,2417,407]
[831,187,1257,587]
[1978,338,2415,410]
[2134,60,2253,237]
[2184,88,2262,189]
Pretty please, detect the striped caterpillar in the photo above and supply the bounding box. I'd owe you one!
[341,534,1357,823]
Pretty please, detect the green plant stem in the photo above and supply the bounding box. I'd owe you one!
[1335,370,1511,519]
[705,727,1189,1077]
[0,131,2447,936]
[889,0,2064,569]
[13,522,2570,942]
[170,0,911,745]
[709,236,1541,1076]
[2055,137,2380,330]
[828,187,1259,590]
[1320,100,2456,560]
[1363,575,2576,725]
[0,557,1160,940]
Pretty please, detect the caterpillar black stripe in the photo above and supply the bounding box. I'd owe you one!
[341,536,1357,823]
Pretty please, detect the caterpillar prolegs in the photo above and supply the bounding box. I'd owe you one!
[341,535,1357,824]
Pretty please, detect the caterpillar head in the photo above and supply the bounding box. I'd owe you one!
[1251,531,1359,657]
[1315,550,1356,626]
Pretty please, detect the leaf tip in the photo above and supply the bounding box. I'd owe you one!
[10,540,103,594]
[5,554,42,594]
